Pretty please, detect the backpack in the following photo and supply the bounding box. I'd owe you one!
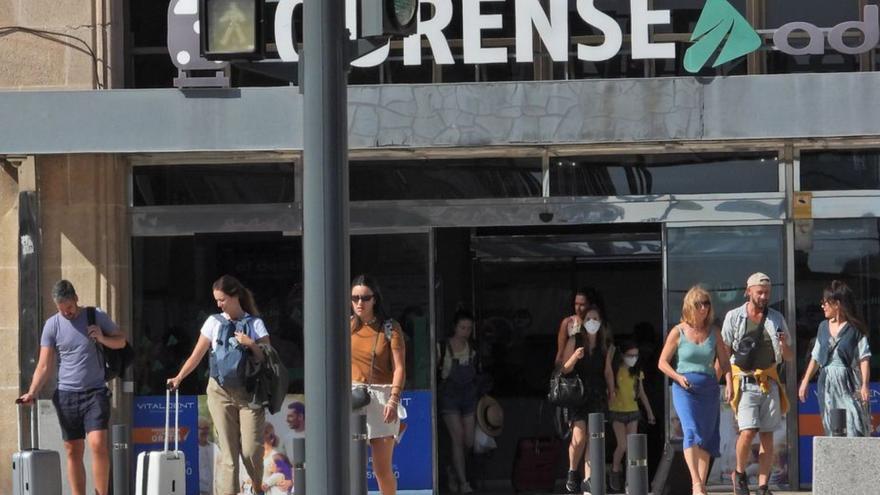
[87,307,134,381]
[209,314,251,389]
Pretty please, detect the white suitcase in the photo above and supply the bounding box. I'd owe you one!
[135,389,186,495]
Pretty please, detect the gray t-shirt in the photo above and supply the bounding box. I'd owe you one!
[41,308,120,391]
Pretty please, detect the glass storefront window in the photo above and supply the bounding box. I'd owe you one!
[351,234,431,390]
[666,224,787,486]
[794,218,880,383]
[800,150,880,191]
[132,233,305,396]
[550,153,778,196]
[765,0,860,27]
[653,0,746,34]
[132,164,297,206]
[350,158,542,201]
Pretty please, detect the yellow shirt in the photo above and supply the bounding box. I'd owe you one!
[609,367,643,413]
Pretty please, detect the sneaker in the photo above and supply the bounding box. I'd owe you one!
[757,485,774,495]
[608,469,623,491]
[459,481,474,494]
[446,466,459,493]
[732,471,750,495]
[581,478,592,495]
[565,470,580,493]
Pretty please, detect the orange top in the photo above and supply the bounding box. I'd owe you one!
[351,319,405,384]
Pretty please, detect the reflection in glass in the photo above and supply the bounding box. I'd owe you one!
[551,153,778,196]
[766,51,860,75]
[133,164,296,206]
[653,0,746,34]
[800,150,880,190]
[765,0,859,27]
[350,158,542,201]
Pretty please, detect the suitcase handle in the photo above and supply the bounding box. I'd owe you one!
[15,399,39,451]
[164,387,179,453]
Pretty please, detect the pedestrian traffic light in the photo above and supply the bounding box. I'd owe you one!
[360,0,419,38]
[199,0,264,60]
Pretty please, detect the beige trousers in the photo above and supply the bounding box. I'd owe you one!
[206,378,265,495]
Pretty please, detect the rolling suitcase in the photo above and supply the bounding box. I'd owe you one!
[12,399,62,495]
[511,436,563,492]
[135,388,186,495]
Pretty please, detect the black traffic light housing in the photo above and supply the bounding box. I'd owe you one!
[360,0,419,38]
[199,0,265,61]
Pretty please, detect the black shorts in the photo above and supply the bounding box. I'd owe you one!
[52,387,111,441]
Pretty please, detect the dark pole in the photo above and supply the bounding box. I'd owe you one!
[626,433,649,495]
[111,424,130,495]
[589,412,606,495]
[302,0,351,492]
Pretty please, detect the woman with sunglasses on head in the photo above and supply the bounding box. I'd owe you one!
[658,286,732,495]
[559,306,615,494]
[351,274,406,495]
[798,280,872,436]
[168,275,270,495]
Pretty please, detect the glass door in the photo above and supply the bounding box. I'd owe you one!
[664,223,789,488]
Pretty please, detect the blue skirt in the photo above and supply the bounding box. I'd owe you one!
[672,372,720,457]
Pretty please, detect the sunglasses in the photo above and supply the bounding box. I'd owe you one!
[351,295,375,303]
[695,300,712,309]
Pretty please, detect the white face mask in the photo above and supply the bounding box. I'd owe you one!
[584,319,601,334]
[623,356,638,368]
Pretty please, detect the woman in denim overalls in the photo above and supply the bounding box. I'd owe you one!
[437,310,480,493]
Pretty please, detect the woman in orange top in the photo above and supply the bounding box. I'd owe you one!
[351,274,406,494]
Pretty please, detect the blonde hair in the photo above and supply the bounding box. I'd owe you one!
[680,285,714,329]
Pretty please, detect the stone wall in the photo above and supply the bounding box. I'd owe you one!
[0,160,21,494]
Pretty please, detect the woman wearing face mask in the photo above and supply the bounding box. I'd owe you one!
[559,306,615,494]
[658,286,732,495]
[607,340,655,492]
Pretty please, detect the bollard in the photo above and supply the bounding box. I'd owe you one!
[350,413,368,495]
[626,433,649,495]
[292,437,306,495]
[111,424,130,495]
[589,412,606,495]
[830,408,847,437]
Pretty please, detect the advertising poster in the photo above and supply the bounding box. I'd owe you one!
[367,390,433,494]
[133,394,199,495]
[797,382,880,485]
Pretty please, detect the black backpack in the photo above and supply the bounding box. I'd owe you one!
[87,307,134,381]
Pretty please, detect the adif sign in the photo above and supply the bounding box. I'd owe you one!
[276,0,674,66]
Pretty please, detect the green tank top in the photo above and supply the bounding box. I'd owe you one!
[675,326,716,376]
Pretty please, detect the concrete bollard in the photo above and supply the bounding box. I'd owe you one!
[111,424,130,495]
[626,433,649,495]
[830,408,847,436]
[292,437,305,495]
[350,413,368,495]
[589,412,606,495]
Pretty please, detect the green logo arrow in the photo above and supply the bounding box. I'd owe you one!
[684,0,761,73]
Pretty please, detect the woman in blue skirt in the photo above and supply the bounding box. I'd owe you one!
[659,286,732,495]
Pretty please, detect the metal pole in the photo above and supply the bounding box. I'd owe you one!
[626,433,649,495]
[293,437,306,495]
[350,413,368,495]
[302,0,351,491]
[111,424,130,495]
[830,408,847,437]
[589,412,606,495]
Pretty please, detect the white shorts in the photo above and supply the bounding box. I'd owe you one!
[352,383,402,440]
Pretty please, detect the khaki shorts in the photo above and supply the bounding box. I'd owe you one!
[352,383,402,440]
[736,380,782,432]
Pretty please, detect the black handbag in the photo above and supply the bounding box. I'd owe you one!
[732,310,768,370]
[547,369,584,407]
[352,327,382,410]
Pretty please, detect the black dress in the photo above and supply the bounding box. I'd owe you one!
[568,331,608,423]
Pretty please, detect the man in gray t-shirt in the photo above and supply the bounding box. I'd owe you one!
[19,280,127,495]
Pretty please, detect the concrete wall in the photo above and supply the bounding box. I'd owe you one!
[0,154,129,494]
[0,0,121,89]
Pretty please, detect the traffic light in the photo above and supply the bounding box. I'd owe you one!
[360,0,419,38]
[199,0,264,60]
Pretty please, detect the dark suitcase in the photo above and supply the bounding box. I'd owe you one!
[12,399,62,495]
[511,436,563,492]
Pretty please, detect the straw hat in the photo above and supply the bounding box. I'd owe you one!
[475,395,504,437]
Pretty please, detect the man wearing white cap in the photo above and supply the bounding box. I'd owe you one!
[721,273,793,495]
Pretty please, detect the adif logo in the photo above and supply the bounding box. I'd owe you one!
[684,0,760,73]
